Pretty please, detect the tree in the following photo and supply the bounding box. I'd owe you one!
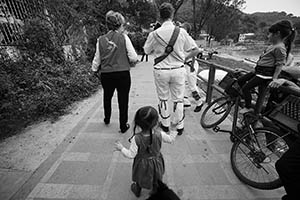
[178,0,245,36]
[123,0,157,29]
[206,4,241,41]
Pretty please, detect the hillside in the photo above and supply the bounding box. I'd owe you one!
[250,11,300,26]
[177,1,300,43]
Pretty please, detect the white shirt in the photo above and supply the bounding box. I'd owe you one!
[121,130,177,159]
[143,21,198,69]
[91,31,138,72]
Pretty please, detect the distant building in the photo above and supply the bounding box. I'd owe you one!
[238,33,255,43]
[199,30,210,40]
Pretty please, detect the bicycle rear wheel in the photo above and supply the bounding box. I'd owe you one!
[200,96,232,128]
[230,127,289,190]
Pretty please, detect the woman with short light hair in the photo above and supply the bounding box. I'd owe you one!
[92,11,138,133]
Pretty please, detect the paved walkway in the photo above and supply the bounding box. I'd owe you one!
[3,57,285,200]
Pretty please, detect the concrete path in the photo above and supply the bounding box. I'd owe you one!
[2,57,285,200]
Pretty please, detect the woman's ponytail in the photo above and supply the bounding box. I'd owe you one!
[269,20,297,58]
[285,28,297,57]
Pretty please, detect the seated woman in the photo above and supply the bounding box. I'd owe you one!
[238,20,296,114]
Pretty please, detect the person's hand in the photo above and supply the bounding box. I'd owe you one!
[269,79,286,88]
[130,60,140,67]
[115,140,123,151]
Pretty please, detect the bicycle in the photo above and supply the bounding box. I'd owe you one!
[200,71,299,190]
[200,70,250,129]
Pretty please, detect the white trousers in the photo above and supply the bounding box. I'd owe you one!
[184,61,205,105]
[153,68,185,129]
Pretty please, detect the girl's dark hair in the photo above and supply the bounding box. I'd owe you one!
[129,106,159,153]
[269,20,297,57]
[181,22,192,34]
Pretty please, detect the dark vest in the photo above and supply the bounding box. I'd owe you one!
[98,31,131,73]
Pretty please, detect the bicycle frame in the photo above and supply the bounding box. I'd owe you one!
[213,95,279,154]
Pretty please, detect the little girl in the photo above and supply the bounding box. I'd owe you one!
[238,20,296,114]
[115,106,177,197]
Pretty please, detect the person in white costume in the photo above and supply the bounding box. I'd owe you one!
[143,3,200,135]
[180,22,206,112]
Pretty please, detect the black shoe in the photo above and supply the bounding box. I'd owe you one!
[104,118,110,125]
[131,182,141,197]
[177,128,184,136]
[120,124,130,133]
[194,104,203,112]
[160,123,169,132]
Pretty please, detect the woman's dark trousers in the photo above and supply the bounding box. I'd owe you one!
[275,139,300,200]
[100,71,131,130]
[237,72,270,113]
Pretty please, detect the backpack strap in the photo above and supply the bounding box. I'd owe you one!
[154,27,180,66]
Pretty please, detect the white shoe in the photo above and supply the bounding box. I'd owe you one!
[184,97,191,107]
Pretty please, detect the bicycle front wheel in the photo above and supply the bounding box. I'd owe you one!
[230,127,289,190]
[200,96,232,128]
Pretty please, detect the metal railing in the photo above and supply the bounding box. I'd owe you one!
[195,57,300,105]
[196,57,236,104]
[0,0,45,46]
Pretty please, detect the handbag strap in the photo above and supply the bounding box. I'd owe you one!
[154,27,180,66]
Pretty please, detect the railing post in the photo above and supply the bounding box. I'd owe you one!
[206,64,216,104]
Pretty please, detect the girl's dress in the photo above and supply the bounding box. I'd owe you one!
[132,131,165,189]
[120,129,177,189]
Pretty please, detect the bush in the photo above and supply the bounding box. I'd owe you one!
[0,18,100,139]
[0,54,100,139]
[128,32,148,55]
[18,17,65,64]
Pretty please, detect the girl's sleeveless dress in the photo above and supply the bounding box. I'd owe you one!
[132,130,165,189]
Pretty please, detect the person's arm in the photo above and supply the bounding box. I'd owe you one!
[272,46,287,79]
[183,31,201,62]
[161,130,177,143]
[185,47,201,62]
[124,34,138,63]
[115,137,138,159]
[91,38,101,72]
[143,32,155,55]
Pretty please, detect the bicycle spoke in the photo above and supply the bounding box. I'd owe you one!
[201,97,232,128]
[231,126,288,189]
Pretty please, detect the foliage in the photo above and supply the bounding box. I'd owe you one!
[18,17,65,63]
[41,0,157,61]
[249,12,300,44]
[0,18,100,139]
[128,32,149,54]
[124,0,157,29]
[206,5,241,41]
[178,0,245,36]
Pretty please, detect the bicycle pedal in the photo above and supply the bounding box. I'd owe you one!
[213,126,220,132]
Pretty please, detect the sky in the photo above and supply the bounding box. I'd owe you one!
[243,0,300,17]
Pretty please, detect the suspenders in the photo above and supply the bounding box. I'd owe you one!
[153,27,181,65]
